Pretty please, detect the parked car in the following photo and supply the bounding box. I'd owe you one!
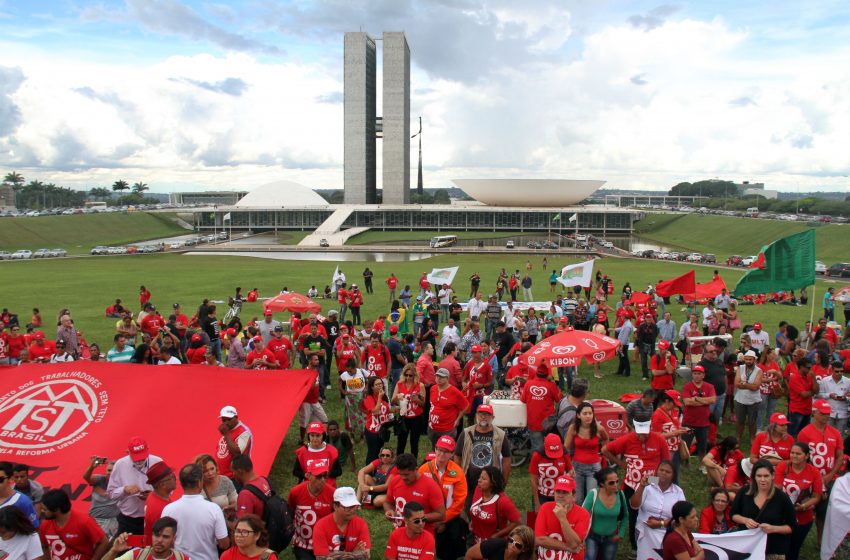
[600,241,614,248]
[505,240,515,249]
[827,263,850,278]
[815,261,827,275]
[641,250,656,258]
[727,255,743,266]
[542,241,559,249]
[703,253,717,264]
[319,238,330,247]
[11,250,32,259]
[0,251,11,260]
[32,248,50,258]
[741,255,758,267]
[91,246,108,255]
[686,253,702,262]
[527,241,542,249]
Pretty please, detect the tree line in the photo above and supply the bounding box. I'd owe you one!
[2,171,155,209]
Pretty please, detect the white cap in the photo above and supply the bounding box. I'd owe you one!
[219,405,238,419]
[744,350,757,358]
[333,486,360,507]
[634,420,651,434]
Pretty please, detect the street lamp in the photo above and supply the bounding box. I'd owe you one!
[411,116,423,195]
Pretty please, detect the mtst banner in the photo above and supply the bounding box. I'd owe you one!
[637,526,768,560]
[0,362,314,504]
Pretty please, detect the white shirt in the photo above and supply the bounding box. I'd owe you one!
[440,325,460,346]
[734,365,763,405]
[819,375,850,419]
[749,330,770,352]
[158,356,183,365]
[0,532,43,560]
[161,494,228,560]
[439,288,452,305]
[50,352,75,363]
[467,298,487,319]
[701,306,714,326]
[106,455,163,517]
[636,483,686,526]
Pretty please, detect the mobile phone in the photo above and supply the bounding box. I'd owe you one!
[648,476,659,486]
[126,535,145,547]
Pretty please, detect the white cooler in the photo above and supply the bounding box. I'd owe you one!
[487,398,527,428]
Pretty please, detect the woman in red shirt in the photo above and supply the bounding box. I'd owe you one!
[529,433,574,512]
[564,401,609,505]
[222,514,277,560]
[661,501,703,560]
[701,436,743,489]
[774,442,824,560]
[698,488,732,534]
[7,325,26,364]
[185,333,208,364]
[652,391,688,473]
[756,347,782,431]
[361,376,395,465]
[469,466,520,543]
[391,364,426,458]
[139,285,151,307]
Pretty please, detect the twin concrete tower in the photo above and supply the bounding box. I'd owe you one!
[344,32,410,205]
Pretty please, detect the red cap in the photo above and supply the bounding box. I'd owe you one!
[33,331,44,340]
[425,452,437,461]
[665,389,682,407]
[554,475,576,492]
[146,461,173,485]
[813,399,833,414]
[753,322,762,330]
[389,325,399,334]
[658,340,670,350]
[252,335,262,343]
[559,316,569,323]
[307,422,326,434]
[307,461,329,476]
[226,328,237,337]
[128,436,149,461]
[264,309,273,316]
[477,404,494,415]
[191,333,202,342]
[470,344,482,352]
[436,435,456,451]
[544,433,563,458]
[769,412,790,425]
[342,333,350,339]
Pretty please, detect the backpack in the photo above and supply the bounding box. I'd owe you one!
[245,482,295,552]
[542,399,576,438]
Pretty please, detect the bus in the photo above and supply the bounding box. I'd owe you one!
[746,207,759,217]
[430,235,458,248]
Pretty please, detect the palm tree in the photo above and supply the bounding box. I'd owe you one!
[26,180,45,208]
[89,187,111,200]
[112,180,129,193]
[132,182,149,194]
[3,171,24,187]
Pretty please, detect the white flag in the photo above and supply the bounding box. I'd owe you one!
[569,213,577,222]
[223,212,231,221]
[331,266,344,293]
[557,260,594,288]
[427,266,459,286]
[637,526,767,560]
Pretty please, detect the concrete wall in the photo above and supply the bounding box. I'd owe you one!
[344,32,377,204]
[381,32,410,205]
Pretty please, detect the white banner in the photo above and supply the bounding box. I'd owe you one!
[557,261,594,288]
[331,266,345,293]
[637,527,767,560]
[427,266,459,286]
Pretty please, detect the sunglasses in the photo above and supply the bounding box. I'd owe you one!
[508,538,524,551]
[409,518,426,525]
[403,374,414,378]
[380,453,393,458]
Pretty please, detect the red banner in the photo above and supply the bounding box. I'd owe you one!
[0,362,313,504]
[654,270,696,297]
[686,275,728,300]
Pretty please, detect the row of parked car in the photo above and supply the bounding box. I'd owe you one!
[166,232,229,250]
[632,250,717,263]
[90,245,165,255]
[631,204,848,223]
[0,203,199,218]
[0,248,68,260]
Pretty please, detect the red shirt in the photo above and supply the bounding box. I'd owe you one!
[397,382,424,417]
[724,463,750,489]
[140,289,151,305]
[312,514,371,555]
[362,395,392,434]
[520,377,563,431]
[797,423,843,476]
[245,348,277,370]
[529,451,573,497]
[236,476,272,518]
[681,381,715,427]
[788,371,815,414]
[417,354,436,386]
[463,360,493,398]
[605,432,671,491]
[362,344,391,378]
[266,337,293,368]
[385,475,445,534]
[174,313,189,336]
[385,527,435,560]
[295,445,339,483]
[534,502,591,560]
[662,530,696,560]
[216,423,253,478]
[419,276,429,290]
[7,334,25,358]
[505,363,530,399]
[750,432,794,461]
[428,385,468,432]
[707,447,744,470]
[287,481,335,550]
[469,489,520,542]
[337,288,348,305]
[39,509,105,560]
[141,314,165,337]
[438,356,463,389]
[386,277,398,290]
[775,461,823,525]
[144,493,173,545]
[651,408,681,454]
[649,353,677,390]
[349,291,363,308]
[27,340,56,362]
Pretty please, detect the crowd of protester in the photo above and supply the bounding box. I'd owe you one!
[2,262,850,560]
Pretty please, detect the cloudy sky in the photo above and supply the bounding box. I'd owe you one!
[1,1,849,194]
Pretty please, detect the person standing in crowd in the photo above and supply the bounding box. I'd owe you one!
[650,340,677,393]
[107,334,134,363]
[615,314,633,378]
[428,368,468,446]
[580,467,627,560]
[661,501,703,560]
[11,465,43,507]
[775,442,823,560]
[698,344,727,426]
[216,405,253,481]
[245,336,279,370]
[652,391,688,472]
[0,462,38,529]
[734,350,763,442]
[312,487,370,559]
[788,358,818,436]
[106,437,161,536]
[299,354,329,443]
[453,403,512,504]
[520,364,562,451]
[819,362,850,433]
[385,502,436,560]
[288,462,335,560]
[468,466,521,544]
[161,464,230,560]
[630,460,686,557]
[625,389,655,430]
[564,402,608,505]
[232,455,272,520]
[419,436,467,560]
[823,287,835,321]
[730,460,796,558]
[392,363,426,458]
[529,434,573,512]
[681,365,716,462]
[534,475,590,560]
[361,376,395,465]
[463,344,493,423]
[750,413,794,465]
[383,454,446,536]
[39,489,109,560]
[82,458,119,538]
[293,422,342,485]
[339,358,368,444]
[267,325,294,369]
[362,268,374,294]
[635,313,658,381]
[195,454,237,512]
[0,507,44,560]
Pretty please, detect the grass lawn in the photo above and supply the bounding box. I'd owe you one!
[635,212,848,264]
[0,252,835,559]
[346,230,524,245]
[0,212,187,254]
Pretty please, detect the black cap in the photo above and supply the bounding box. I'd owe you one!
[273,325,284,332]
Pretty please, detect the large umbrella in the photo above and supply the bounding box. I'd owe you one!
[263,292,322,314]
[833,286,850,304]
[521,327,621,368]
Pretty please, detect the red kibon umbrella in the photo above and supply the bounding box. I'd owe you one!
[262,292,322,314]
[521,327,621,368]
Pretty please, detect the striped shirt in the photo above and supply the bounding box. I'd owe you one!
[107,345,135,362]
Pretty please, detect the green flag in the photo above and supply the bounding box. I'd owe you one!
[551,213,561,222]
[733,230,816,296]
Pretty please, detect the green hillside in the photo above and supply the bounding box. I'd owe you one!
[0,212,187,253]
[635,213,847,263]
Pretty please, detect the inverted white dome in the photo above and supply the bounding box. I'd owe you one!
[235,180,329,208]
[453,179,605,207]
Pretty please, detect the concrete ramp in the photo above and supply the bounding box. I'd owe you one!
[299,208,368,246]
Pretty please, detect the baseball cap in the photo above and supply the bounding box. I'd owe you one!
[416,295,423,301]
[813,399,833,414]
[226,328,237,337]
[559,316,569,323]
[753,322,762,330]
[436,435,456,451]
[219,405,238,419]
[172,303,180,309]
[273,325,283,332]
[554,475,577,492]
[146,461,173,485]
[634,420,651,434]
[333,487,360,508]
[342,333,350,339]
[435,368,450,378]
[252,335,262,343]
[307,462,330,476]
[769,412,790,425]
[264,309,273,316]
[191,333,202,342]
[328,309,338,316]
[692,365,705,374]
[477,404,494,415]
[658,340,670,350]
[425,452,437,461]
[470,344,482,353]
[128,436,150,461]
[307,422,326,434]
[665,390,682,407]
[389,325,399,334]
[33,331,44,340]
[544,433,563,458]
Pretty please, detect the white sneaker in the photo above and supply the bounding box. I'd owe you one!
[700,466,707,475]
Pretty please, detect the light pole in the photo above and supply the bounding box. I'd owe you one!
[411,116,423,195]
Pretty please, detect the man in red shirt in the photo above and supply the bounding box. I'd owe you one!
[349,284,364,326]
[40,489,109,560]
[266,326,294,369]
[681,365,716,460]
[244,336,279,370]
[216,405,253,479]
[428,369,468,446]
[534,475,590,560]
[386,273,398,303]
[288,462,335,557]
[140,308,166,339]
[362,333,391,382]
[520,364,563,451]
[438,342,463,389]
[602,419,670,551]
[299,355,329,443]
[649,340,677,391]
[418,273,430,296]
[385,501,436,560]
[233,455,272,518]
[462,345,493,421]
[27,331,56,363]
[143,462,175,546]
[787,358,819,436]
[337,283,349,323]
[505,355,531,399]
[171,303,189,343]
[312,487,371,559]
[383,453,446,535]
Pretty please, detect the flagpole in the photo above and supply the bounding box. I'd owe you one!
[809,282,816,328]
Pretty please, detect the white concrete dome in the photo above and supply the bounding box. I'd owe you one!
[234,180,328,208]
[453,179,605,207]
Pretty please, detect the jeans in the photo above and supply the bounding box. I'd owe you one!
[616,346,630,377]
[683,425,709,457]
[389,367,403,399]
[787,521,812,560]
[824,307,834,321]
[209,337,222,362]
[639,344,654,378]
[441,304,450,323]
[710,394,726,424]
[573,461,600,506]
[339,303,348,323]
[585,531,620,560]
[364,430,384,465]
[756,395,778,431]
[486,319,499,342]
[788,411,810,437]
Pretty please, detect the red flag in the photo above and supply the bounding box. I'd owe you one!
[749,252,766,269]
[689,275,728,300]
[0,362,314,506]
[654,270,696,297]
